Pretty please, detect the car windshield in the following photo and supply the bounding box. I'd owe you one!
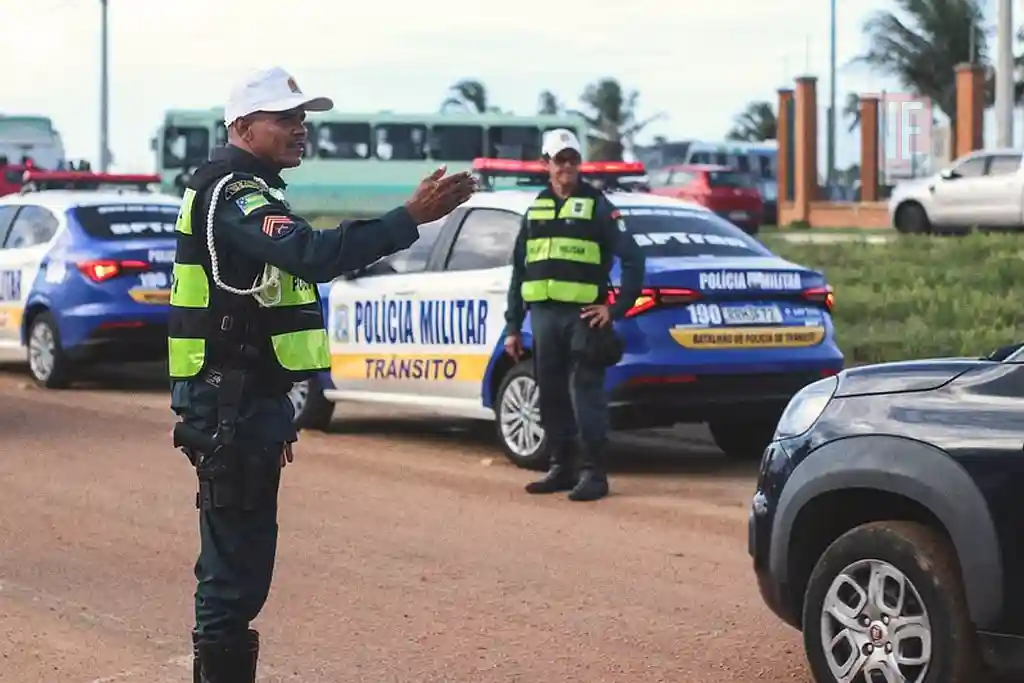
[615,206,771,257]
[70,204,179,239]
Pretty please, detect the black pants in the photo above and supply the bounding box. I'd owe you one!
[193,441,282,646]
[530,303,609,456]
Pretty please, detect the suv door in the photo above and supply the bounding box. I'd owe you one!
[0,204,24,350]
[930,154,990,225]
[0,205,60,349]
[426,207,521,402]
[326,215,451,396]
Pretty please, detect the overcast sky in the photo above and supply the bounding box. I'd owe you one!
[3,0,1020,173]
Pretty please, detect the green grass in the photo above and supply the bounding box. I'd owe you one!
[762,232,1024,364]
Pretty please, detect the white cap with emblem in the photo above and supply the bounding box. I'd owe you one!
[223,66,334,126]
[542,128,582,158]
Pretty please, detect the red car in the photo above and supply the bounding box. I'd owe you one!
[648,164,764,234]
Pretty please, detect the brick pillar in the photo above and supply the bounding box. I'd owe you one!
[793,76,818,223]
[776,88,794,206]
[858,95,879,202]
[955,63,984,158]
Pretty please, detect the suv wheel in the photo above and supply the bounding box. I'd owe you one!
[803,521,982,683]
[27,312,72,389]
[290,375,335,431]
[708,417,776,459]
[494,361,551,471]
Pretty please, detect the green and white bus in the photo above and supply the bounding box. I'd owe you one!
[152,109,589,218]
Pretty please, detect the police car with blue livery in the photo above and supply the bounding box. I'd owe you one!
[0,170,179,388]
[289,158,844,469]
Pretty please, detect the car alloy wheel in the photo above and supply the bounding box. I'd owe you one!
[28,320,57,382]
[499,374,544,458]
[820,558,932,682]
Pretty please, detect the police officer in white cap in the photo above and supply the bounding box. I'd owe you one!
[503,129,644,502]
[169,66,475,683]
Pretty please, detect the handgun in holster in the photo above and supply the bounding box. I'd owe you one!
[172,367,249,510]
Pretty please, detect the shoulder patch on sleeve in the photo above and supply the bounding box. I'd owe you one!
[224,179,263,198]
[261,215,296,239]
[236,192,271,216]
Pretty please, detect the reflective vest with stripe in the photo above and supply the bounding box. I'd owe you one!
[521,192,606,305]
[167,179,330,381]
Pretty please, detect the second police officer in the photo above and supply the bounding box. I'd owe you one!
[503,129,645,502]
[167,66,475,683]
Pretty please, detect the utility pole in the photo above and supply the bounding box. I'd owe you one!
[995,0,1014,147]
[827,0,837,187]
[99,0,111,171]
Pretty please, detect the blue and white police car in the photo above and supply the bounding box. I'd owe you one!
[290,159,844,469]
[0,170,179,388]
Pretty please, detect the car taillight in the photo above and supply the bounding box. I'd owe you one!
[607,286,701,318]
[76,259,150,283]
[803,285,834,312]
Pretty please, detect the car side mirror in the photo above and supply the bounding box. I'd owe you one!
[939,168,959,180]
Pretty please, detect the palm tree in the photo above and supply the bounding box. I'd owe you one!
[572,77,665,161]
[851,0,988,154]
[726,101,777,141]
[440,79,502,114]
[537,90,561,115]
[843,92,862,133]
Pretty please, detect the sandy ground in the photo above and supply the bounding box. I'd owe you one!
[0,363,811,683]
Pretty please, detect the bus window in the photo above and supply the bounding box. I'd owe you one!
[374,123,427,161]
[162,126,210,169]
[488,126,541,159]
[755,155,774,179]
[714,152,729,166]
[317,122,370,159]
[430,125,483,161]
[302,122,316,159]
[690,151,711,164]
[213,121,228,148]
[734,154,751,173]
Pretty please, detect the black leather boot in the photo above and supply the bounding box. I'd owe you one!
[194,629,259,683]
[525,443,576,494]
[568,444,609,501]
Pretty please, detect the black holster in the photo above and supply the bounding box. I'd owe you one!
[173,368,267,511]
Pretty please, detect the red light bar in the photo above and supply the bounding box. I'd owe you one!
[470,158,646,174]
[23,171,160,184]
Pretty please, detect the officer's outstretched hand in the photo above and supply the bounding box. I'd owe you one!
[405,165,476,225]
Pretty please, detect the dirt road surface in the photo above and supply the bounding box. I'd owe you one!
[0,365,812,683]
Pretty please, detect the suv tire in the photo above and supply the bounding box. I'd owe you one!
[290,376,335,431]
[802,521,982,683]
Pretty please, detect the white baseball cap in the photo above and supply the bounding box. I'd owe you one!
[542,128,582,158]
[223,67,334,126]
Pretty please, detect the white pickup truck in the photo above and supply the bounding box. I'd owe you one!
[887,147,1024,233]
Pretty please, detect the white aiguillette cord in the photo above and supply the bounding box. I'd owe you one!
[205,173,281,307]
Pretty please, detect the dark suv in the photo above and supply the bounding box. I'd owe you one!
[750,346,1024,682]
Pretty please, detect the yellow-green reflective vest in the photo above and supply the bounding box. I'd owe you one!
[521,191,606,305]
[167,179,330,381]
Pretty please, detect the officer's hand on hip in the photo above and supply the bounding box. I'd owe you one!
[504,332,524,359]
[581,304,611,328]
[405,165,477,224]
[280,442,294,468]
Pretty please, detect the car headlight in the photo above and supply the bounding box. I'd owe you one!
[773,375,838,440]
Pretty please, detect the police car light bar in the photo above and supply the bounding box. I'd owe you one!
[21,171,162,193]
[471,158,648,192]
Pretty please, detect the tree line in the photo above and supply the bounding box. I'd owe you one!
[438,77,663,161]
[727,0,1019,148]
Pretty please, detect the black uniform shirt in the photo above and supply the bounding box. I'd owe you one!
[171,145,421,443]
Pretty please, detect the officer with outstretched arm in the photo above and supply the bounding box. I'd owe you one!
[503,129,645,502]
[168,66,475,683]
